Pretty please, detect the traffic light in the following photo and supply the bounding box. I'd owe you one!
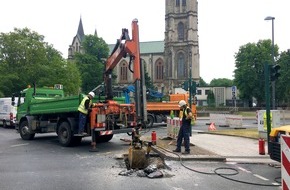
[182,81,189,91]
[270,64,281,81]
[192,81,197,95]
[232,91,236,100]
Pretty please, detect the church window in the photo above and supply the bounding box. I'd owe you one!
[178,22,184,41]
[182,0,186,6]
[177,53,185,78]
[156,59,164,80]
[120,61,128,81]
[176,0,180,6]
[76,42,79,52]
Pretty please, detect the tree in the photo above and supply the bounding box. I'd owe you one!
[74,35,109,93]
[199,77,208,87]
[276,51,290,106]
[233,39,278,107]
[207,90,215,107]
[209,78,233,87]
[0,28,81,96]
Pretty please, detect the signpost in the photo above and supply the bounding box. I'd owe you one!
[232,86,237,109]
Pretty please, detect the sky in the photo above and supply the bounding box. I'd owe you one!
[1,0,290,84]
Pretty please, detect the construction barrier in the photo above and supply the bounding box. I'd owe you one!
[281,135,290,190]
[210,114,243,128]
[167,117,181,139]
[257,110,280,132]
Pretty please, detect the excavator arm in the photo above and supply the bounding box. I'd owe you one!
[104,19,147,124]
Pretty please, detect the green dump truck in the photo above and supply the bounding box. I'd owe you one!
[15,86,128,147]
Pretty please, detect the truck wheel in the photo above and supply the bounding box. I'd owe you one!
[58,121,73,147]
[146,114,154,128]
[2,120,7,128]
[19,121,35,140]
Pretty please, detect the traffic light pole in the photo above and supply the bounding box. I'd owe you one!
[265,63,271,153]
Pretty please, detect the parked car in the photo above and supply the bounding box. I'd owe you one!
[0,97,23,128]
[268,125,290,162]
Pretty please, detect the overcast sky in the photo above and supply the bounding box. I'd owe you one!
[1,0,289,83]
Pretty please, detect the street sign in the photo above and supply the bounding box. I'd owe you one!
[232,86,236,92]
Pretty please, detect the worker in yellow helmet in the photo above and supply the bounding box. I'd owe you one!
[173,100,193,154]
[77,92,95,136]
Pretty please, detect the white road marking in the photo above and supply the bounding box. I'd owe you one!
[10,143,29,148]
[237,166,251,173]
[253,174,269,181]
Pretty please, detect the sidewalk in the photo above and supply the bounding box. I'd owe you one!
[148,132,280,164]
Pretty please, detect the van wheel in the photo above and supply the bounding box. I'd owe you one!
[58,121,73,147]
[3,120,7,128]
[19,121,35,140]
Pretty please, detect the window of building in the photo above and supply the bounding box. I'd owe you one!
[120,61,128,81]
[178,22,184,41]
[177,52,185,78]
[156,59,164,80]
[205,90,210,95]
[76,42,79,52]
[197,90,202,95]
[182,0,186,6]
[176,0,180,6]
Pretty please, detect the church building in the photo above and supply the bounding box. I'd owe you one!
[68,0,200,95]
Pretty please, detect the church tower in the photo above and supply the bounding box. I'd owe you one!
[68,17,85,59]
[164,0,200,93]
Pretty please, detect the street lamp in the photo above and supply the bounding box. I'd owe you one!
[264,16,275,109]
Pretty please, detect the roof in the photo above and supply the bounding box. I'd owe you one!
[108,41,164,54]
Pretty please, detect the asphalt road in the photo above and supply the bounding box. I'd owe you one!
[0,126,281,190]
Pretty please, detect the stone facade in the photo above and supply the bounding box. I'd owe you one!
[68,0,200,95]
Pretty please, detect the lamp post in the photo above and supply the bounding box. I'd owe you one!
[264,16,275,109]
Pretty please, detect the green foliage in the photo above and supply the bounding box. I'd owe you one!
[233,39,277,106]
[207,90,215,107]
[199,77,208,87]
[74,35,109,93]
[210,78,233,87]
[0,28,81,96]
[276,51,290,106]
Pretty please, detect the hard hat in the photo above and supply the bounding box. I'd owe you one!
[88,92,95,98]
[178,100,186,107]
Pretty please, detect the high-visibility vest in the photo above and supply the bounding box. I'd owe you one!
[78,96,92,114]
[181,107,195,125]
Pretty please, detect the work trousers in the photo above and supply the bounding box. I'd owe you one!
[78,112,87,133]
[176,123,191,152]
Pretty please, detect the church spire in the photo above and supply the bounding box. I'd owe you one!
[94,28,98,37]
[77,17,85,41]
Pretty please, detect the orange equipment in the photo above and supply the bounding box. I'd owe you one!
[89,19,147,150]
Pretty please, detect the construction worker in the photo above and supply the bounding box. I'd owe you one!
[173,100,193,154]
[77,92,95,135]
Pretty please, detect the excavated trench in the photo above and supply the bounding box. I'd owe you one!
[116,151,174,178]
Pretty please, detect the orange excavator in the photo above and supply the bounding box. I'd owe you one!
[89,19,147,150]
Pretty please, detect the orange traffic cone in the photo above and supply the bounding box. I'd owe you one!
[208,122,217,131]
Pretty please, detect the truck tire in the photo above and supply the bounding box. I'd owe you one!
[146,114,154,128]
[19,121,35,140]
[58,121,74,147]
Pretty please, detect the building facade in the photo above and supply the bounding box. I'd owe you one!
[68,0,200,95]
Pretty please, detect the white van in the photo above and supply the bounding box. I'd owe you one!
[0,97,21,128]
